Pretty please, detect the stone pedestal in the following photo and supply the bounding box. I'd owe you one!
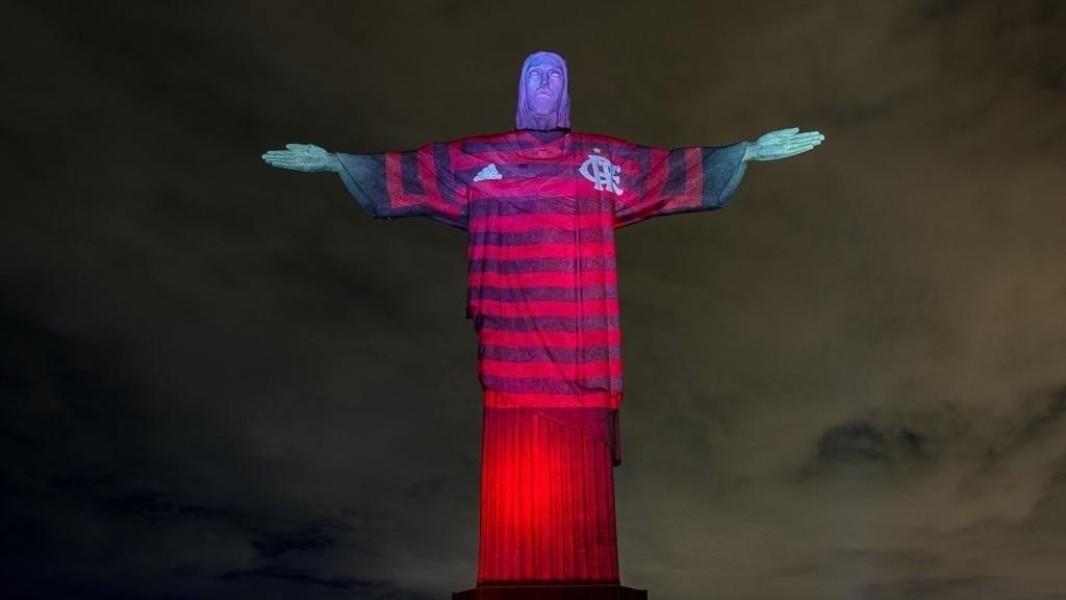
[453,584,648,600]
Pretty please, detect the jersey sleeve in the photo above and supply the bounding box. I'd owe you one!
[335,140,469,231]
[612,141,749,229]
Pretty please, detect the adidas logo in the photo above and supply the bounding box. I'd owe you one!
[473,163,503,182]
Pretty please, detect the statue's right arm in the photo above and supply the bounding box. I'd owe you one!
[264,142,391,221]
[264,140,467,229]
[261,143,342,173]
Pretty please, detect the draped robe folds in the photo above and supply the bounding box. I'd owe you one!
[336,129,747,584]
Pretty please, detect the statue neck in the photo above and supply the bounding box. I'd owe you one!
[517,111,565,131]
[530,114,558,130]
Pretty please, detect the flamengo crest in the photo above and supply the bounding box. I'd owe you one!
[579,154,623,196]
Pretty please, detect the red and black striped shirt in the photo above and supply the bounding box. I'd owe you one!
[336,129,748,409]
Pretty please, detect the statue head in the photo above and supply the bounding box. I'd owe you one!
[515,51,570,131]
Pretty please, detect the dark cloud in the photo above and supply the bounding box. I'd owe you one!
[857,576,1009,600]
[817,421,891,464]
[2,0,1064,598]
[251,526,338,559]
[217,567,381,592]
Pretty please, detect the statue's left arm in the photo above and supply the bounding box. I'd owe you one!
[613,127,824,229]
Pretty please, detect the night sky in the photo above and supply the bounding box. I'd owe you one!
[3,1,1065,598]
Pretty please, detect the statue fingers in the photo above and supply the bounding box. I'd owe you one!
[771,133,820,148]
[262,152,297,163]
[767,126,800,137]
[777,145,818,159]
[757,144,816,161]
[263,153,333,172]
[757,127,798,146]
[275,152,315,164]
[790,132,823,144]
[263,159,294,170]
[782,135,822,149]
[760,140,809,156]
[262,150,298,160]
[285,143,320,155]
[784,140,821,153]
[775,130,823,146]
[270,162,312,172]
[265,160,299,168]
[264,156,305,169]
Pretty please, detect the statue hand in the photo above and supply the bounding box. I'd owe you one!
[743,127,825,162]
[261,143,341,173]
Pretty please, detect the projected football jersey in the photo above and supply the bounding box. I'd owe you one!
[336,129,748,410]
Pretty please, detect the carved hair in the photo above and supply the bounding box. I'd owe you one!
[515,51,570,131]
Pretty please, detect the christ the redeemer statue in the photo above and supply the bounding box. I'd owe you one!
[263,51,823,599]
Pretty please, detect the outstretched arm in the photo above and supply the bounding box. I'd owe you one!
[612,126,825,228]
[262,141,469,230]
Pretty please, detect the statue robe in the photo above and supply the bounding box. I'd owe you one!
[336,129,747,584]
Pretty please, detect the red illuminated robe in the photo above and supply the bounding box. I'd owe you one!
[336,129,748,585]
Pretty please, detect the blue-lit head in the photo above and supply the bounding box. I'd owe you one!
[516,51,570,131]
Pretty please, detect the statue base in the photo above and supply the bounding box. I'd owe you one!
[453,584,648,600]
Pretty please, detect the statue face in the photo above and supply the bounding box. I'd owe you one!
[523,56,566,117]
[515,50,570,130]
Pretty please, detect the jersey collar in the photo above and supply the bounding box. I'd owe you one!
[507,129,569,160]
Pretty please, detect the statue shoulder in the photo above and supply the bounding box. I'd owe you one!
[454,130,514,145]
[572,131,640,149]
[430,130,514,157]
